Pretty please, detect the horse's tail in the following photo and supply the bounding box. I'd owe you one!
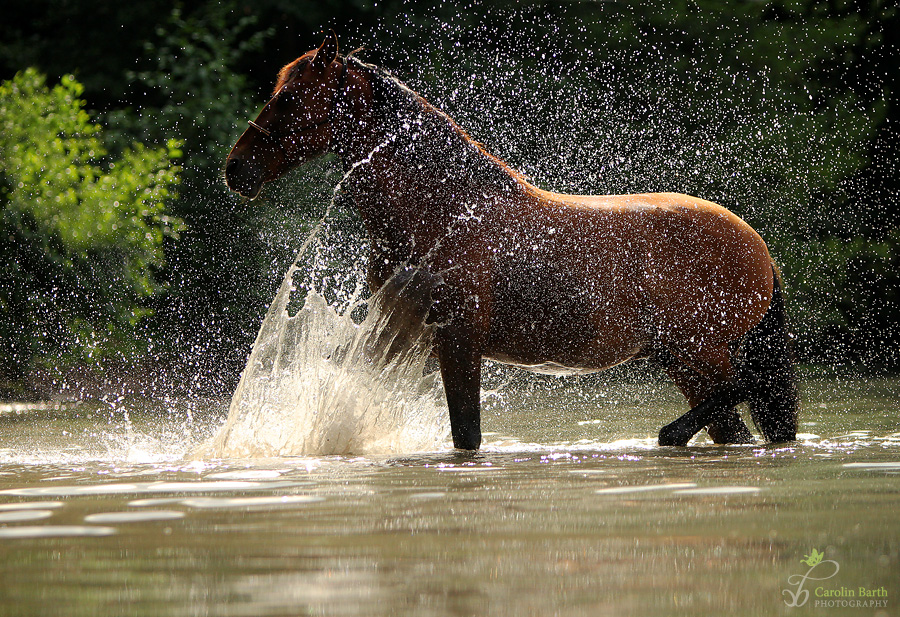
[736,265,799,442]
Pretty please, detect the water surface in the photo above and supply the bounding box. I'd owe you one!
[0,377,897,616]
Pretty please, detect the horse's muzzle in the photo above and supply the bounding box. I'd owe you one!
[225,157,264,200]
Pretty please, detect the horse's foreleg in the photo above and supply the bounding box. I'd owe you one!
[436,328,482,451]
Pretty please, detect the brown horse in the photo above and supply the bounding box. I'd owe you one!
[225,32,798,450]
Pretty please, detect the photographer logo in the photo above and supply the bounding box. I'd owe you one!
[784,549,888,609]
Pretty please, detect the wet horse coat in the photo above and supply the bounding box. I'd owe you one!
[225,33,798,450]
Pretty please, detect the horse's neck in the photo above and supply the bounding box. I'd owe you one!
[341,78,522,262]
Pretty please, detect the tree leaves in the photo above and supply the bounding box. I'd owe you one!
[0,69,182,389]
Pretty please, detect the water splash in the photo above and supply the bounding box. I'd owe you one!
[199,259,450,458]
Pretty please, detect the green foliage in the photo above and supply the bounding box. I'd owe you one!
[107,5,272,175]
[0,69,181,391]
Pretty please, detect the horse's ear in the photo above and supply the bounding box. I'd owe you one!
[312,30,339,73]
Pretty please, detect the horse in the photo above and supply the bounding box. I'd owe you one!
[225,32,798,451]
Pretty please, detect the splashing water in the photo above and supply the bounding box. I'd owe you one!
[200,133,450,458]
[200,257,450,458]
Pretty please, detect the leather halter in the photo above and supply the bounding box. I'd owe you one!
[246,57,350,146]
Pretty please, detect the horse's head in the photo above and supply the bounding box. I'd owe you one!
[225,31,353,200]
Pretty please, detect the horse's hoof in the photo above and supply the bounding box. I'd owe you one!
[658,424,690,447]
[707,416,756,445]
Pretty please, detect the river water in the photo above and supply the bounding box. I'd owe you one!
[0,376,897,617]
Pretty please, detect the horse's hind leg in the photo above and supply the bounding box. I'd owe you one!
[658,386,747,446]
[706,407,754,444]
[656,347,754,446]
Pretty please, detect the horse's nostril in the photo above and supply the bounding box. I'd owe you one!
[226,158,242,177]
[224,157,262,198]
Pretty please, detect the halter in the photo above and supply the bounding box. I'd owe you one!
[246,57,351,146]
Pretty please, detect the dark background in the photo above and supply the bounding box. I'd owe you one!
[1,0,897,398]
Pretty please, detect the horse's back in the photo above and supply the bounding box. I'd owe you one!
[506,189,774,359]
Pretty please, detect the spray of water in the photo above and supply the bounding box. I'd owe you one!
[201,142,450,458]
[199,260,449,457]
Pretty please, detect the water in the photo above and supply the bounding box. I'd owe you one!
[200,261,448,458]
[0,378,897,616]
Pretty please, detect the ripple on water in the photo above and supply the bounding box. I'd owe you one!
[84,510,185,523]
[672,486,762,495]
[408,491,447,500]
[843,461,900,471]
[0,510,54,523]
[0,480,299,497]
[204,470,287,480]
[178,495,324,509]
[0,501,65,511]
[127,495,324,509]
[129,497,197,508]
[594,482,697,495]
[482,437,658,454]
[0,525,116,539]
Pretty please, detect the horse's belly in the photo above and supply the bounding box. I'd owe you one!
[485,257,648,370]
[485,319,647,371]
[486,351,642,375]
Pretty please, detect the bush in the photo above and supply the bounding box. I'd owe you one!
[0,69,182,394]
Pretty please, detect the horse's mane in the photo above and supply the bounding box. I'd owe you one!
[271,51,527,192]
[273,52,315,94]
[345,55,527,193]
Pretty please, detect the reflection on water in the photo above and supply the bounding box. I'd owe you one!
[0,378,897,616]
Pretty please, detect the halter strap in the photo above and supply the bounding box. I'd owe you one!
[247,120,271,136]
[246,58,350,143]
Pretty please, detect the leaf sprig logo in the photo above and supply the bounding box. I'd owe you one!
[801,549,825,568]
[784,549,889,609]
[784,548,841,608]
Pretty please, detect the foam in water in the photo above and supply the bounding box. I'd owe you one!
[200,261,451,458]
